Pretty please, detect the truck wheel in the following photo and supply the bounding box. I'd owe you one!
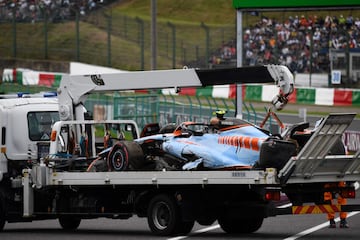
[58,216,81,230]
[147,194,194,236]
[107,141,144,171]
[218,216,263,234]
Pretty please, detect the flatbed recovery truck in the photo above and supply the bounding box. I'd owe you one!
[1,65,360,236]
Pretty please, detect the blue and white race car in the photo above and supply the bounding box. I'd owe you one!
[91,112,308,172]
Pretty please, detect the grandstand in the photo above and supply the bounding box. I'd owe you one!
[213,13,360,80]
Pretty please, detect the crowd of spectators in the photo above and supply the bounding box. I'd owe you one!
[0,0,112,23]
[213,14,360,74]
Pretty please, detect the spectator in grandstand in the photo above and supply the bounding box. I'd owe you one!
[0,0,111,22]
[338,14,346,28]
[355,17,360,29]
[211,13,360,74]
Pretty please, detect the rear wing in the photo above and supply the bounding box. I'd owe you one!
[279,113,360,184]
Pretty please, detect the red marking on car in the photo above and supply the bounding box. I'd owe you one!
[218,136,265,151]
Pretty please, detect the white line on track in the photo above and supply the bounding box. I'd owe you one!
[167,224,220,240]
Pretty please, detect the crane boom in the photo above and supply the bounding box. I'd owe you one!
[57,65,294,121]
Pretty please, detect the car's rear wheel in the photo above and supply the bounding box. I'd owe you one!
[107,141,144,171]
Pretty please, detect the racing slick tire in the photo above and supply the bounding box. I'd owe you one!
[256,138,297,171]
[218,215,263,234]
[107,141,145,171]
[58,216,81,230]
[147,194,194,236]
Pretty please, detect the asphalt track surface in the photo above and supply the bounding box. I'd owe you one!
[1,198,360,240]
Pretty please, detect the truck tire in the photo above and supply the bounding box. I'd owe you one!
[147,194,194,236]
[107,141,144,171]
[58,216,81,230]
[218,215,263,234]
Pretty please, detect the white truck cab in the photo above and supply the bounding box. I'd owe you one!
[0,97,59,180]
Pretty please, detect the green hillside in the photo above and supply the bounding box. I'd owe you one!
[114,0,235,24]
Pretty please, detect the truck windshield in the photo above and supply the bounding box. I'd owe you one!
[27,111,60,141]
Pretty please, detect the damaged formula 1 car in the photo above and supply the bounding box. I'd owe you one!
[86,110,337,173]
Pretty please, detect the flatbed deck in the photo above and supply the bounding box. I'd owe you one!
[29,168,279,187]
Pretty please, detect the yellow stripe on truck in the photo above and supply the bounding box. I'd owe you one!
[292,205,342,214]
